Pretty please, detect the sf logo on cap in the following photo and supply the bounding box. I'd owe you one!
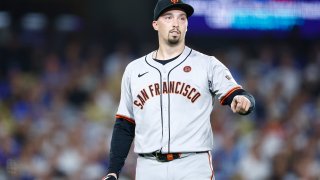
[171,0,179,4]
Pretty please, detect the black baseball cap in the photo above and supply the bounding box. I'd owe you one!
[153,0,194,20]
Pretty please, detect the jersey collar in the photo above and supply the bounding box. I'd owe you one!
[145,46,192,70]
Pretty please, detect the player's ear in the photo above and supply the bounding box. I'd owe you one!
[152,21,158,31]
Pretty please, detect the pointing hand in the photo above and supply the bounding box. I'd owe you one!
[231,95,251,114]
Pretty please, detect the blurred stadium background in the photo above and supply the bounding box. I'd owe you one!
[0,0,320,179]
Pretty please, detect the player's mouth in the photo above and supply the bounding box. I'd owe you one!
[169,29,181,34]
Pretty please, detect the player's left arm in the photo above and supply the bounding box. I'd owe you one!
[208,56,255,115]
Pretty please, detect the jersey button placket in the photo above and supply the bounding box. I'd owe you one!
[161,68,169,152]
[163,70,167,81]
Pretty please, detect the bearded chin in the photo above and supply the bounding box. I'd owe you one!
[168,37,179,45]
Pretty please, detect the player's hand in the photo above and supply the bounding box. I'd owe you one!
[231,95,251,114]
[102,173,117,180]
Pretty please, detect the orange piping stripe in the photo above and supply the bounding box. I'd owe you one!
[115,114,135,124]
[207,151,214,180]
[220,86,242,105]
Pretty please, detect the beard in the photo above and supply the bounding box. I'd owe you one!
[167,30,181,45]
[168,36,180,45]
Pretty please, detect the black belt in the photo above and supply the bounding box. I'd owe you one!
[138,151,207,162]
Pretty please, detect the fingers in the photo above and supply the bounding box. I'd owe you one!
[231,95,251,114]
[231,98,237,113]
[102,173,117,180]
[244,99,250,111]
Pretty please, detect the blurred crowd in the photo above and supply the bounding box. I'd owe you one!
[0,28,320,180]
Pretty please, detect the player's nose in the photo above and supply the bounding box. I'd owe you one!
[172,18,179,27]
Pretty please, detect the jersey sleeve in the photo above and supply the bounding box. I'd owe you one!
[208,56,242,105]
[116,65,134,122]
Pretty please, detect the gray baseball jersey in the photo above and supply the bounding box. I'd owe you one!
[116,46,241,153]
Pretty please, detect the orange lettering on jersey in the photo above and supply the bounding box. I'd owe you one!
[182,85,190,96]
[134,100,143,109]
[137,94,145,105]
[133,81,201,110]
[149,85,154,97]
[163,82,168,94]
[141,89,149,101]
[187,88,196,99]
[175,82,181,94]
[191,93,201,103]
[179,82,185,94]
[169,81,175,93]
[154,83,160,95]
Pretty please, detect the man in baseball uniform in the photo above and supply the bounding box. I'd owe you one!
[103,0,255,179]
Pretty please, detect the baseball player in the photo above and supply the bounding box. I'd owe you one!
[103,0,255,179]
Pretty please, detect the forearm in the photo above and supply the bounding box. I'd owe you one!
[108,118,135,177]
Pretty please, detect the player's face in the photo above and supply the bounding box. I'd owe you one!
[153,9,188,45]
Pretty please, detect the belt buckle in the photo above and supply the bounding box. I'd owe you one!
[166,153,174,161]
[155,152,177,162]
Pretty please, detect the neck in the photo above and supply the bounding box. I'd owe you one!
[155,42,185,60]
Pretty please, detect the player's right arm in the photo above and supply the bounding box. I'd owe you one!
[103,117,135,180]
[103,65,135,180]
